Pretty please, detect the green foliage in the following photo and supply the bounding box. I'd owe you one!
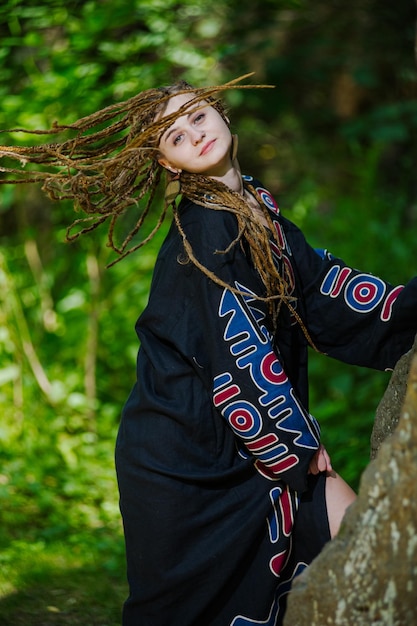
[0,0,227,132]
[0,535,126,624]
[0,0,416,620]
[0,223,168,620]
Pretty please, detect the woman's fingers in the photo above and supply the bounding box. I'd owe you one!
[308,444,333,474]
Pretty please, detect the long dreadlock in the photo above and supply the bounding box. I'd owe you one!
[0,73,317,346]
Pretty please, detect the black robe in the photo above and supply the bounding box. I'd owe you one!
[116,176,417,625]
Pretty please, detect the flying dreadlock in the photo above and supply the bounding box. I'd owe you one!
[0,74,315,343]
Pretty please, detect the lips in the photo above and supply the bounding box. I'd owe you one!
[200,139,216,156]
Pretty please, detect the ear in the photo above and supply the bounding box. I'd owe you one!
[157,157,179,175]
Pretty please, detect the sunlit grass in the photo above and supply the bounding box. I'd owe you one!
[0,531,127,625]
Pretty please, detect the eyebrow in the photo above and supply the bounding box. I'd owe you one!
[163,112,194,144]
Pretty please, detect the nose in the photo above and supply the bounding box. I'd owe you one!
[191,130,206,145]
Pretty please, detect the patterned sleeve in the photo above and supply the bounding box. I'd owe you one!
[247,177,417,370]
[211,281,321,492]
[282,220,417,369]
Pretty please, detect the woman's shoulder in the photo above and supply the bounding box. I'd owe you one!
[243,175,283,218]
[178,196,239,245]
[244,175,306,237]
[179,196,236,223]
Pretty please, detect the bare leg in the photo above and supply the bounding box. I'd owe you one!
[325,471,356,538]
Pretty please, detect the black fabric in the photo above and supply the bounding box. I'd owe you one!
[115,176,417,625]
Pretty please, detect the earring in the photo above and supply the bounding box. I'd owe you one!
[164,171,181,206]
[231,134,239,161]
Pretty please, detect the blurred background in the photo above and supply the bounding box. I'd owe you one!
[0,1,416,623]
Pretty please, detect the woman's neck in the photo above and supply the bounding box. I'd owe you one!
[210,162,244,195]
[210,162,269,228]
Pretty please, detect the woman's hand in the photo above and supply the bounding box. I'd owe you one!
[308,444,333,475]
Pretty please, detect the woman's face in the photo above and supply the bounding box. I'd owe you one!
[158,93,233,177]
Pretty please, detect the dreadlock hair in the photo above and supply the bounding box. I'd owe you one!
[0,73,316,344]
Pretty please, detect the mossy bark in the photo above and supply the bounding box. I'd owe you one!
[284,337,417,626]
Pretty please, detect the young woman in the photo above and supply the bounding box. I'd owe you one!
[1,78,416,625]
